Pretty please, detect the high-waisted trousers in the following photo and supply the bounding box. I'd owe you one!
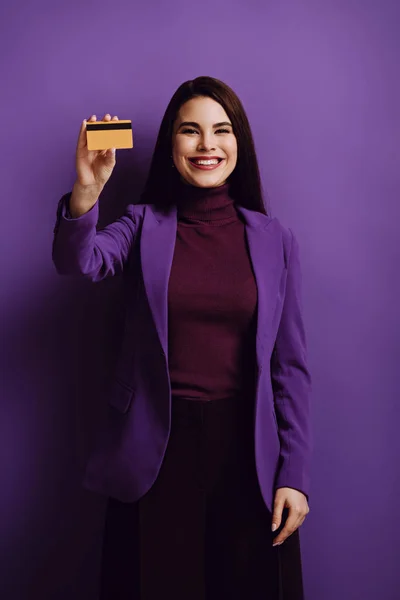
[99,393,305,600]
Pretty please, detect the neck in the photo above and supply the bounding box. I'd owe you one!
[175,179,238,224]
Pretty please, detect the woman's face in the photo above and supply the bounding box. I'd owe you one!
[171,96,238,188]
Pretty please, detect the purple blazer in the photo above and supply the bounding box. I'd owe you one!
[52,194,312,512]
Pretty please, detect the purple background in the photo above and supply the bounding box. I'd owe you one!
[1,0,399,598]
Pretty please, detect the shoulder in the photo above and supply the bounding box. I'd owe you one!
[268,216,297,263]
[122,203,147,222]
[269,216,293,244]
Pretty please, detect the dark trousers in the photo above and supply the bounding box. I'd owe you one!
[99,395,304,600]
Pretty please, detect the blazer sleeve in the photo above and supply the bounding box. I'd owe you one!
[271,228,313,502]
[52,192,137,282]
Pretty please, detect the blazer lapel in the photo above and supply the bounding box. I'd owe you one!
[140,203,284,369]
[237,206,285,367]
[140,204,178,359]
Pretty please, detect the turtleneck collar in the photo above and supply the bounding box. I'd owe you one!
[175,179,238,225]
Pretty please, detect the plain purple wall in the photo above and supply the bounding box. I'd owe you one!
[1,0,399,598]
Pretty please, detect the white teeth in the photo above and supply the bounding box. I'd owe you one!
[192,159,219,165]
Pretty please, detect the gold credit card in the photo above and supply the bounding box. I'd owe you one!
[86,120,133,150]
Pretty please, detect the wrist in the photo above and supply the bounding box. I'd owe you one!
[72,180,103,198]
[69,181,102,218]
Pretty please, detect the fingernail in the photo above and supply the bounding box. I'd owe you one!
[272,524,277,532]
[273,541,283,547]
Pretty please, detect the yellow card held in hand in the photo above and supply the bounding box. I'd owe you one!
[86,120,133,150]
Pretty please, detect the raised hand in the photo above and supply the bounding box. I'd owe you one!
[70,113,118,217]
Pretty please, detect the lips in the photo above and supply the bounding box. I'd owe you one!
[188,157,224,165]
[188,157,225,171]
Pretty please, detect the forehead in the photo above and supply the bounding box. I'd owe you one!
[177,96,229,122]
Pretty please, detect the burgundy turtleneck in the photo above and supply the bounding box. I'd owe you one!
[167,180,258,401]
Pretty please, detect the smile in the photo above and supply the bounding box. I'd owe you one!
[188,158,224,170]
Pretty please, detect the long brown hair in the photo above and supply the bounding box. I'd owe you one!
[140,76,267,215]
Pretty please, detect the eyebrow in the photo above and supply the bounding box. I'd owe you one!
[177,121,233,129]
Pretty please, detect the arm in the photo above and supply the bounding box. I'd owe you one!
[52,192,137,282]
[271,229,312,501]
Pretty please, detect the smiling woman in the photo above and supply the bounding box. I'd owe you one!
[53,75,311,600]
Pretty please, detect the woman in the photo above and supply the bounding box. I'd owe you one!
[52,76,312,600]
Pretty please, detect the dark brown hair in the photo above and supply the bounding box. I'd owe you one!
[140,76,267,215]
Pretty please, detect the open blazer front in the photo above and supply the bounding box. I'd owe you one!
[53,193,312,513]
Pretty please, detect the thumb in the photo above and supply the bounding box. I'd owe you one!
[271,500,284,532]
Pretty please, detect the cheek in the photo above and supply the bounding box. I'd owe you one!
[228,148,238,166]
[226,139,238,161]
[173,138,194,160]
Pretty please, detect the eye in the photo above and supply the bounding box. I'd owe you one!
[180,127,232,135]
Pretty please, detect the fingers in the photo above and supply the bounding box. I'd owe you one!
[102,114,119,154]
[77,114,96,150]
[271,508,283,533]
[272,509,303,546]
[78,113,118,151]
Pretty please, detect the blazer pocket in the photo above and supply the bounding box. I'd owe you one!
[108,377,135,414]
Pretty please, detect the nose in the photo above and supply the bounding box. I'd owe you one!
[197,133,216,152]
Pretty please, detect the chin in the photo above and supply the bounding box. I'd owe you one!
[184,172,227,188]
